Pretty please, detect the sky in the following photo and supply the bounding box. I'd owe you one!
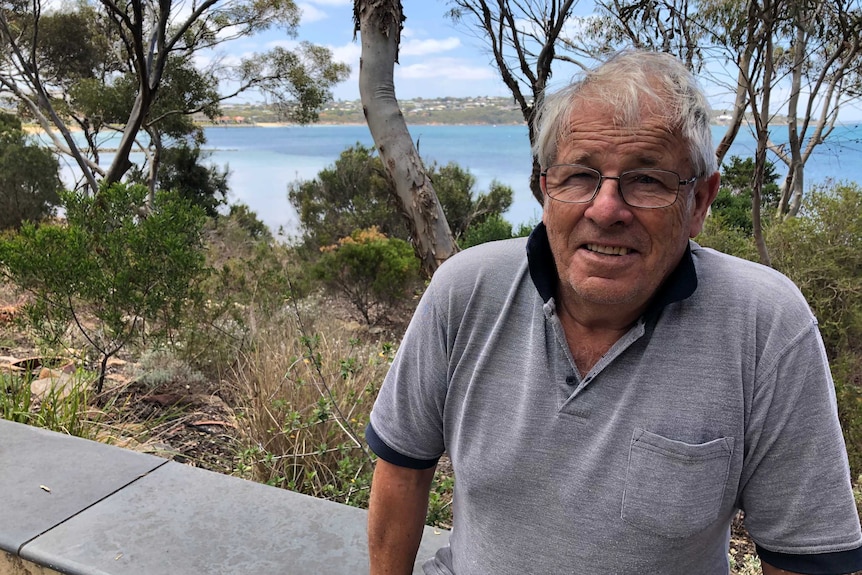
[223,0,594,102]
[216,0,862,121]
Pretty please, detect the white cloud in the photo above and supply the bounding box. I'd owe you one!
[304,0,352,5]
[401,37,461,57]
[298,3,328,24]
[331,42,362,66]
[397,58,497,81]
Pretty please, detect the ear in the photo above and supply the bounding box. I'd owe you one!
[688,171,721,238]
[540,172,549,224]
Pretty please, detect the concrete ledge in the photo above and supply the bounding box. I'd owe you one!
[0,419,449,574]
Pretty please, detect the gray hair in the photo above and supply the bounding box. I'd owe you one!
[532,50,717,177]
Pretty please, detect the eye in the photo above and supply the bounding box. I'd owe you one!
[624,170,676,190]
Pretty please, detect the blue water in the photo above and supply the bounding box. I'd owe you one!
[56,122,862,234]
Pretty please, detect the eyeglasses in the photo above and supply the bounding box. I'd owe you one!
[540,164,700,209]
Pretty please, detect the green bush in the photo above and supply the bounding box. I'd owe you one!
[178,208,304,375]
[766,183,862,354]
[695,213,759,261]
[289,144,516,253]
[0,113,62,230]
[312,227,420,324]
[0,182,207,393]
[460,213,514,248]
[711,156,780,235]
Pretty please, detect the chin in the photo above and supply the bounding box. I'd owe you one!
[568,278,645,307]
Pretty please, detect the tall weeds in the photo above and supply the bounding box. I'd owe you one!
[230,306,390,507]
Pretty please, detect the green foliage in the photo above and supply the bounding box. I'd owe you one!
[0,183,207,392]
[155,142,230,217]
[289,143,516,253]
[427,473,455,527]
[431,162,513,240]
[711,156,780,235]
[0,112,62,230]
[695,214,759,261]
[178,209,301,373]
[288,143,407,250]
[460,214,514,248]
[228,203,272,242]
[5,0,349,195]
[312,228,420,325]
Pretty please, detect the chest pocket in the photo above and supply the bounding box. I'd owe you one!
[621,428,734,538]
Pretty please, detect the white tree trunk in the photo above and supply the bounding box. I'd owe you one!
[355,0,458,275]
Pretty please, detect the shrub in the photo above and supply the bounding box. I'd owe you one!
[0,183,207,393]
[0,113,62,230]
[178,209,304,375]
[312,227,420,325]
[460,213,513,248]
[695,214,759,261]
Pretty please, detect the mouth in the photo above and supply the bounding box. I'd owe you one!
[584,243,633,256]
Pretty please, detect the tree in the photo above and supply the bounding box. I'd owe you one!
[431,162,513,241]
[288,143,514,251]
[0,112,62,229]
[447,0,582,205]
[0,0,350,196]
[313,227,420,325]
[288,143,408,251]
[711,156,780,235]
[354,0,457,275]
[149,142,230,218]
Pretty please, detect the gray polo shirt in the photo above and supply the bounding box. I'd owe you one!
[368,224,862,574]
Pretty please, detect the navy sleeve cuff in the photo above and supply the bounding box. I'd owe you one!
[365,422,439,470]
[757,543,862,574]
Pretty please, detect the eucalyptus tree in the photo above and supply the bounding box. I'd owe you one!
[354,0,457,274]
[0,0,350,197]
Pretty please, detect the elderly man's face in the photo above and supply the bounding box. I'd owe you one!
[542,99,717,319]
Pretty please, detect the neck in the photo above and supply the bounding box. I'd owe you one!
[555,292,643,376]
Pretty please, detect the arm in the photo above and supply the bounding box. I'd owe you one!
[368,458,437,575]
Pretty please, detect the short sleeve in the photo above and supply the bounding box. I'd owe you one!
[368,278,451,465]
[740,321,862,556]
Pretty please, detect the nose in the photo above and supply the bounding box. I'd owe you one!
[584,177,634,227]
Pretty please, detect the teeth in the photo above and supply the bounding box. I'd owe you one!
[586,243,631,256]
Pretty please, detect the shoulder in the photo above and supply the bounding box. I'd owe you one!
[689,243,813,319]
[430,237,530,296]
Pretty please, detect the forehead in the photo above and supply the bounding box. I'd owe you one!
[555,98,688,168]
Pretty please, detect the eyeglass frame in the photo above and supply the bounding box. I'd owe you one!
[539,164,702,209]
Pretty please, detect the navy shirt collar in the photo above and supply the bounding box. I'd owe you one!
[526,222,697,315]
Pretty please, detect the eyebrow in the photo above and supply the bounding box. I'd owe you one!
[557,153,666,169]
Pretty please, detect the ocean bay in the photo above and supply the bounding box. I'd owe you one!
[59,123,862,235]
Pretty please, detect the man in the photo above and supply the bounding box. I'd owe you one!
[365,50,862,574]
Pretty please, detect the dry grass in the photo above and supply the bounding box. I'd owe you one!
[229,302,391,506]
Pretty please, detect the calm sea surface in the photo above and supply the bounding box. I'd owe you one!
[59,123,862,234]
